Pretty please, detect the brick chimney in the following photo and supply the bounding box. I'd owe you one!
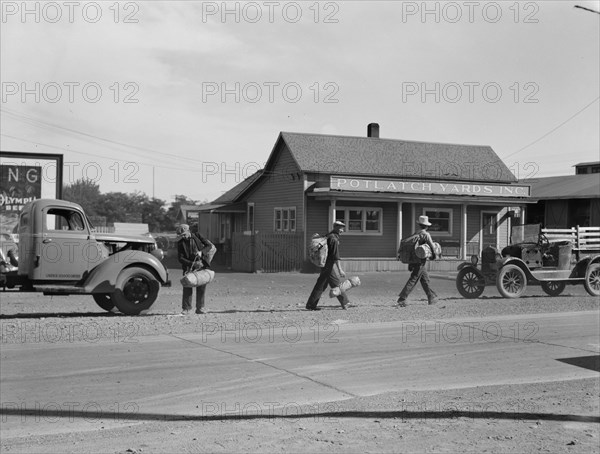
[367,123,380,138]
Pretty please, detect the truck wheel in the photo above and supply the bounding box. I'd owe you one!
[112,267,159,315]
[541,281,566,297]
[93,294,118,312]
[584,263,600,297]
[456,268,485,299]
[497,264,527,298]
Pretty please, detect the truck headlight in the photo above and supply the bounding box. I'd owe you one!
[471,255,479,265]
[151,248,164,261]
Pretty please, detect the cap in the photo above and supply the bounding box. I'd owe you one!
[176,224,190,237]
[333,220,346,228]
[417,215,432,226]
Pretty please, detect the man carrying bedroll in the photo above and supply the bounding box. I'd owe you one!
[306,220,352,311]
[177,224,213,315]
[396,215,439,307]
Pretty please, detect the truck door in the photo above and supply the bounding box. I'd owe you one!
[38,206,95,281]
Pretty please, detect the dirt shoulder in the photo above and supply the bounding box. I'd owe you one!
[1,270,599,453]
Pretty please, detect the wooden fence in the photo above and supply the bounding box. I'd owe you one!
[232,231,304,272]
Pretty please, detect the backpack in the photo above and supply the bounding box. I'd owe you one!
[308,234,328,267]
[397,233,421,264]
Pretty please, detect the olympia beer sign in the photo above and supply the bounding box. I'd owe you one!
[330,176,530,197]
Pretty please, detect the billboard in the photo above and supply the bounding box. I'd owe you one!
[0,152,63,234]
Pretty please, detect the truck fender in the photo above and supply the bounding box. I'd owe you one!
[457,262,473,271]
[82,250,168,294]
[498,257,534,280]
[572,254,600,278]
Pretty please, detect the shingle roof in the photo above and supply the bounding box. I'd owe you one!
[212,171,262,204]
[522,174,600,199]
[279,132,517,183]
[573,161,600,167]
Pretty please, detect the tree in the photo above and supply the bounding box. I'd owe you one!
[62,179,101,215]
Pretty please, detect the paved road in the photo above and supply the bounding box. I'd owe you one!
[1,311,598,438]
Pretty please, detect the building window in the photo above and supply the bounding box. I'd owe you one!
[247,203,255,233]
[274,207,296,232]
[220,215,230,241]
[335,207,383,235]
[423,208,452,235]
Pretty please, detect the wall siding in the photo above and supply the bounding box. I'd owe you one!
[244,143,305,235]
[306,200,398,258]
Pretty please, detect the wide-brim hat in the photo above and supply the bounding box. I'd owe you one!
[417,215,432,226]
[176,224,190,238]
[333,220,346,228]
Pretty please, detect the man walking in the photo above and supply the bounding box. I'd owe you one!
[177,224,214,314]
[306,220,352,311]
[396,215,439,307]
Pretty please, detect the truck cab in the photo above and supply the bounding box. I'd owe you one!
[2,199,170,315]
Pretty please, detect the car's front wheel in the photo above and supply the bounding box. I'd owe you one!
[112,267,160,315]
[497,264,527,298]
[456,268,485,299]
[93,293,118,312]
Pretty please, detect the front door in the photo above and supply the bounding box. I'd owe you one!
[38,206,94,281]
[481,211,499,250]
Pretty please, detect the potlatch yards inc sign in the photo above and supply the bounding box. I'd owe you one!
[330,176,530,197]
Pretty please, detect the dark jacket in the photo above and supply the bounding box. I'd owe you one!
[178,232,213,272]
[325,231,341,268]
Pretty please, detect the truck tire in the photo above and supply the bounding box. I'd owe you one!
[584,263,600,297]
[456,268,485,299]
[496,264,527,298]
[540,281,566,297]
[93,294,117,312]
[112,267,159,315]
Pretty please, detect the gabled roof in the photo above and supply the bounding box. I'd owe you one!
[211,130,518,205]
[212,171,262,204]
[278,132,517,183]
[574,161,600,167]
[522,174,600,199]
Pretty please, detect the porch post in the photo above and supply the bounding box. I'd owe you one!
[397,201,403,249]
[462,203,467,260]
[329,199,336,227]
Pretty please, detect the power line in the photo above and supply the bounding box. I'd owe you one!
[0,133,201,173]
[503,96,599,160]
[574,5,600,14]
[1,107,209,166]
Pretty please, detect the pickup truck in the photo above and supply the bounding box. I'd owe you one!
[0,199,170,315]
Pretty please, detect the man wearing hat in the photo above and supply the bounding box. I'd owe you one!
[176,224,214,314]
[396,215,438,307]
[306,220,352,311]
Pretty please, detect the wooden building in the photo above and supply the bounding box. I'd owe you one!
[197,125,534,272]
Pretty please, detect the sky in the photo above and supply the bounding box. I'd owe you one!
[1,0,599,206]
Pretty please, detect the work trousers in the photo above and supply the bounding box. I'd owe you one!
[182,284,206,312]
[306,266,349,309]
[398,262,437,302]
